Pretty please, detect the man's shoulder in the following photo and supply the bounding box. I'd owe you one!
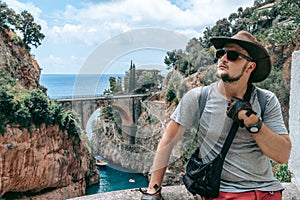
[255,86,276,99]
[187,84,213,96]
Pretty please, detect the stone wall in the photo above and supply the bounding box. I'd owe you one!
[289,50,300,190]
[69,183,300,200]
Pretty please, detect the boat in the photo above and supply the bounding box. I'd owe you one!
[129,178,135,183]
[96,159,108,167]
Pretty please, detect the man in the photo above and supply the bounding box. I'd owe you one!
[140,31,291,200]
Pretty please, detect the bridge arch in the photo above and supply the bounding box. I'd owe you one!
[86,102,133,129]
[57,94,147,144]
[110,102,133,126]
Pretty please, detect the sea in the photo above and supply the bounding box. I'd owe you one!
[40,74,119,99]
[39,74,149,195]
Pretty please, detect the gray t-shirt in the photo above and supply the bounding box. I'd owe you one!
[171,81,288,192]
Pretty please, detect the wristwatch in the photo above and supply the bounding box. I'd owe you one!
[246,118,262,134]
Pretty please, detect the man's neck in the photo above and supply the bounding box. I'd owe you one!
[217,80,248,100]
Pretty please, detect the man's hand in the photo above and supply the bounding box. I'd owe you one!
[226,97,256,127]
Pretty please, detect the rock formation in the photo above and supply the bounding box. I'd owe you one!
[0,124,99,199]
[0,29,99,199]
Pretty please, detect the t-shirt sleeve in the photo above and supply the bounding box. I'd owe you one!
[262,90,288,135]
[170,87,202,129]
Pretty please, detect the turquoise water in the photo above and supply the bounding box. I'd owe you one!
[86,165,149,194]
[40,74,149,194]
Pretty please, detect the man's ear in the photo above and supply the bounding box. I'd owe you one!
[246,62,256,74]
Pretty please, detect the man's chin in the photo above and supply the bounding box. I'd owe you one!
[216,71,227,79]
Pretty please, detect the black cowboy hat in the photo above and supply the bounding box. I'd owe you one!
[210,30,271,83]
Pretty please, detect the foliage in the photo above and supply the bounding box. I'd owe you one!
[271,160,291,182]
[263,0,300,47]
[165,71,182,103]
[177,83,188,101]
[100,105,114,121]
[255,68,290,106]
[165,85,176,103]
[267,24,299,46]
[107,76,122,94]
[164,40,215,77]
[0,1,44,49]
[128,61,136,92]
[0,75,81,136]
[59,110,81,135]
[14,10,45,49]
[123,63,164,94]
[24,90,51,126]
[198,65,218,86]
[0,1,15,30]
[278,0,300,24]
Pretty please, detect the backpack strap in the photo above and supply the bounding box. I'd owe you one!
[256,87,266,120]
[196,85,209,137]
[198,85,266,121]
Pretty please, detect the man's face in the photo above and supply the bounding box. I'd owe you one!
[215,43,253,83]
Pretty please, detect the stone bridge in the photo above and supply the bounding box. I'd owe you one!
[55,94,149,143]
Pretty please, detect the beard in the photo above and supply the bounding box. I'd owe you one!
[216,63,248,83]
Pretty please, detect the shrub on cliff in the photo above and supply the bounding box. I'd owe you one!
[0,75,81,136]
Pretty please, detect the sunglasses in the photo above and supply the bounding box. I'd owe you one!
[215,49,253,62]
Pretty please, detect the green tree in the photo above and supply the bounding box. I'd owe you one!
[14,10,45,49]
[0,2,44,49]
[128,61,136,92]
[0,2,16,30]
[265,0,300,46]
[24,90,51,126]
[108,76,122,94]
[164,50,177,69]
[100,105,114,121]
[231,7,253,34]
[185,38,214,74]
[165,85,176,103]
[109,77,117,93]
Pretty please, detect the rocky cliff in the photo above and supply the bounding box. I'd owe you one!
[0,30,41,90]
[90,97,194,186]
[0,124,99,199]
[0,30,99,199]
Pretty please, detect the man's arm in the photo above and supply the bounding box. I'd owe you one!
[146,120,186,193]
[240,111,291,164]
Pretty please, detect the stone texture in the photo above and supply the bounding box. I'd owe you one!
[0,30,41,90]
[0,124,99,199]
[289,50,300,191]
[69,183,300,200]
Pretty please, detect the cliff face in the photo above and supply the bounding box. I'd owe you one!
[0,124,99,199]
[0,30,40,90]
[0,30,99,198]
[91,99,187,186]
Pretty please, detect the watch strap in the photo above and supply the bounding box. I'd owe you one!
[246,118,262,134]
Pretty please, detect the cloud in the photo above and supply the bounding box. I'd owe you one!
[5,0,254,46]
[4,0,254,74]
[5,0,48,32]
[39,54,83,74]
[46,0,253,46]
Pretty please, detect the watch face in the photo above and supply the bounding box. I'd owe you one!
[250,127,259,133]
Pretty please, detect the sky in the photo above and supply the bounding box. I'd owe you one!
[4,0,254,75]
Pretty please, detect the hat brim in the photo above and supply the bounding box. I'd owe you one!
[210,37,271,83]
